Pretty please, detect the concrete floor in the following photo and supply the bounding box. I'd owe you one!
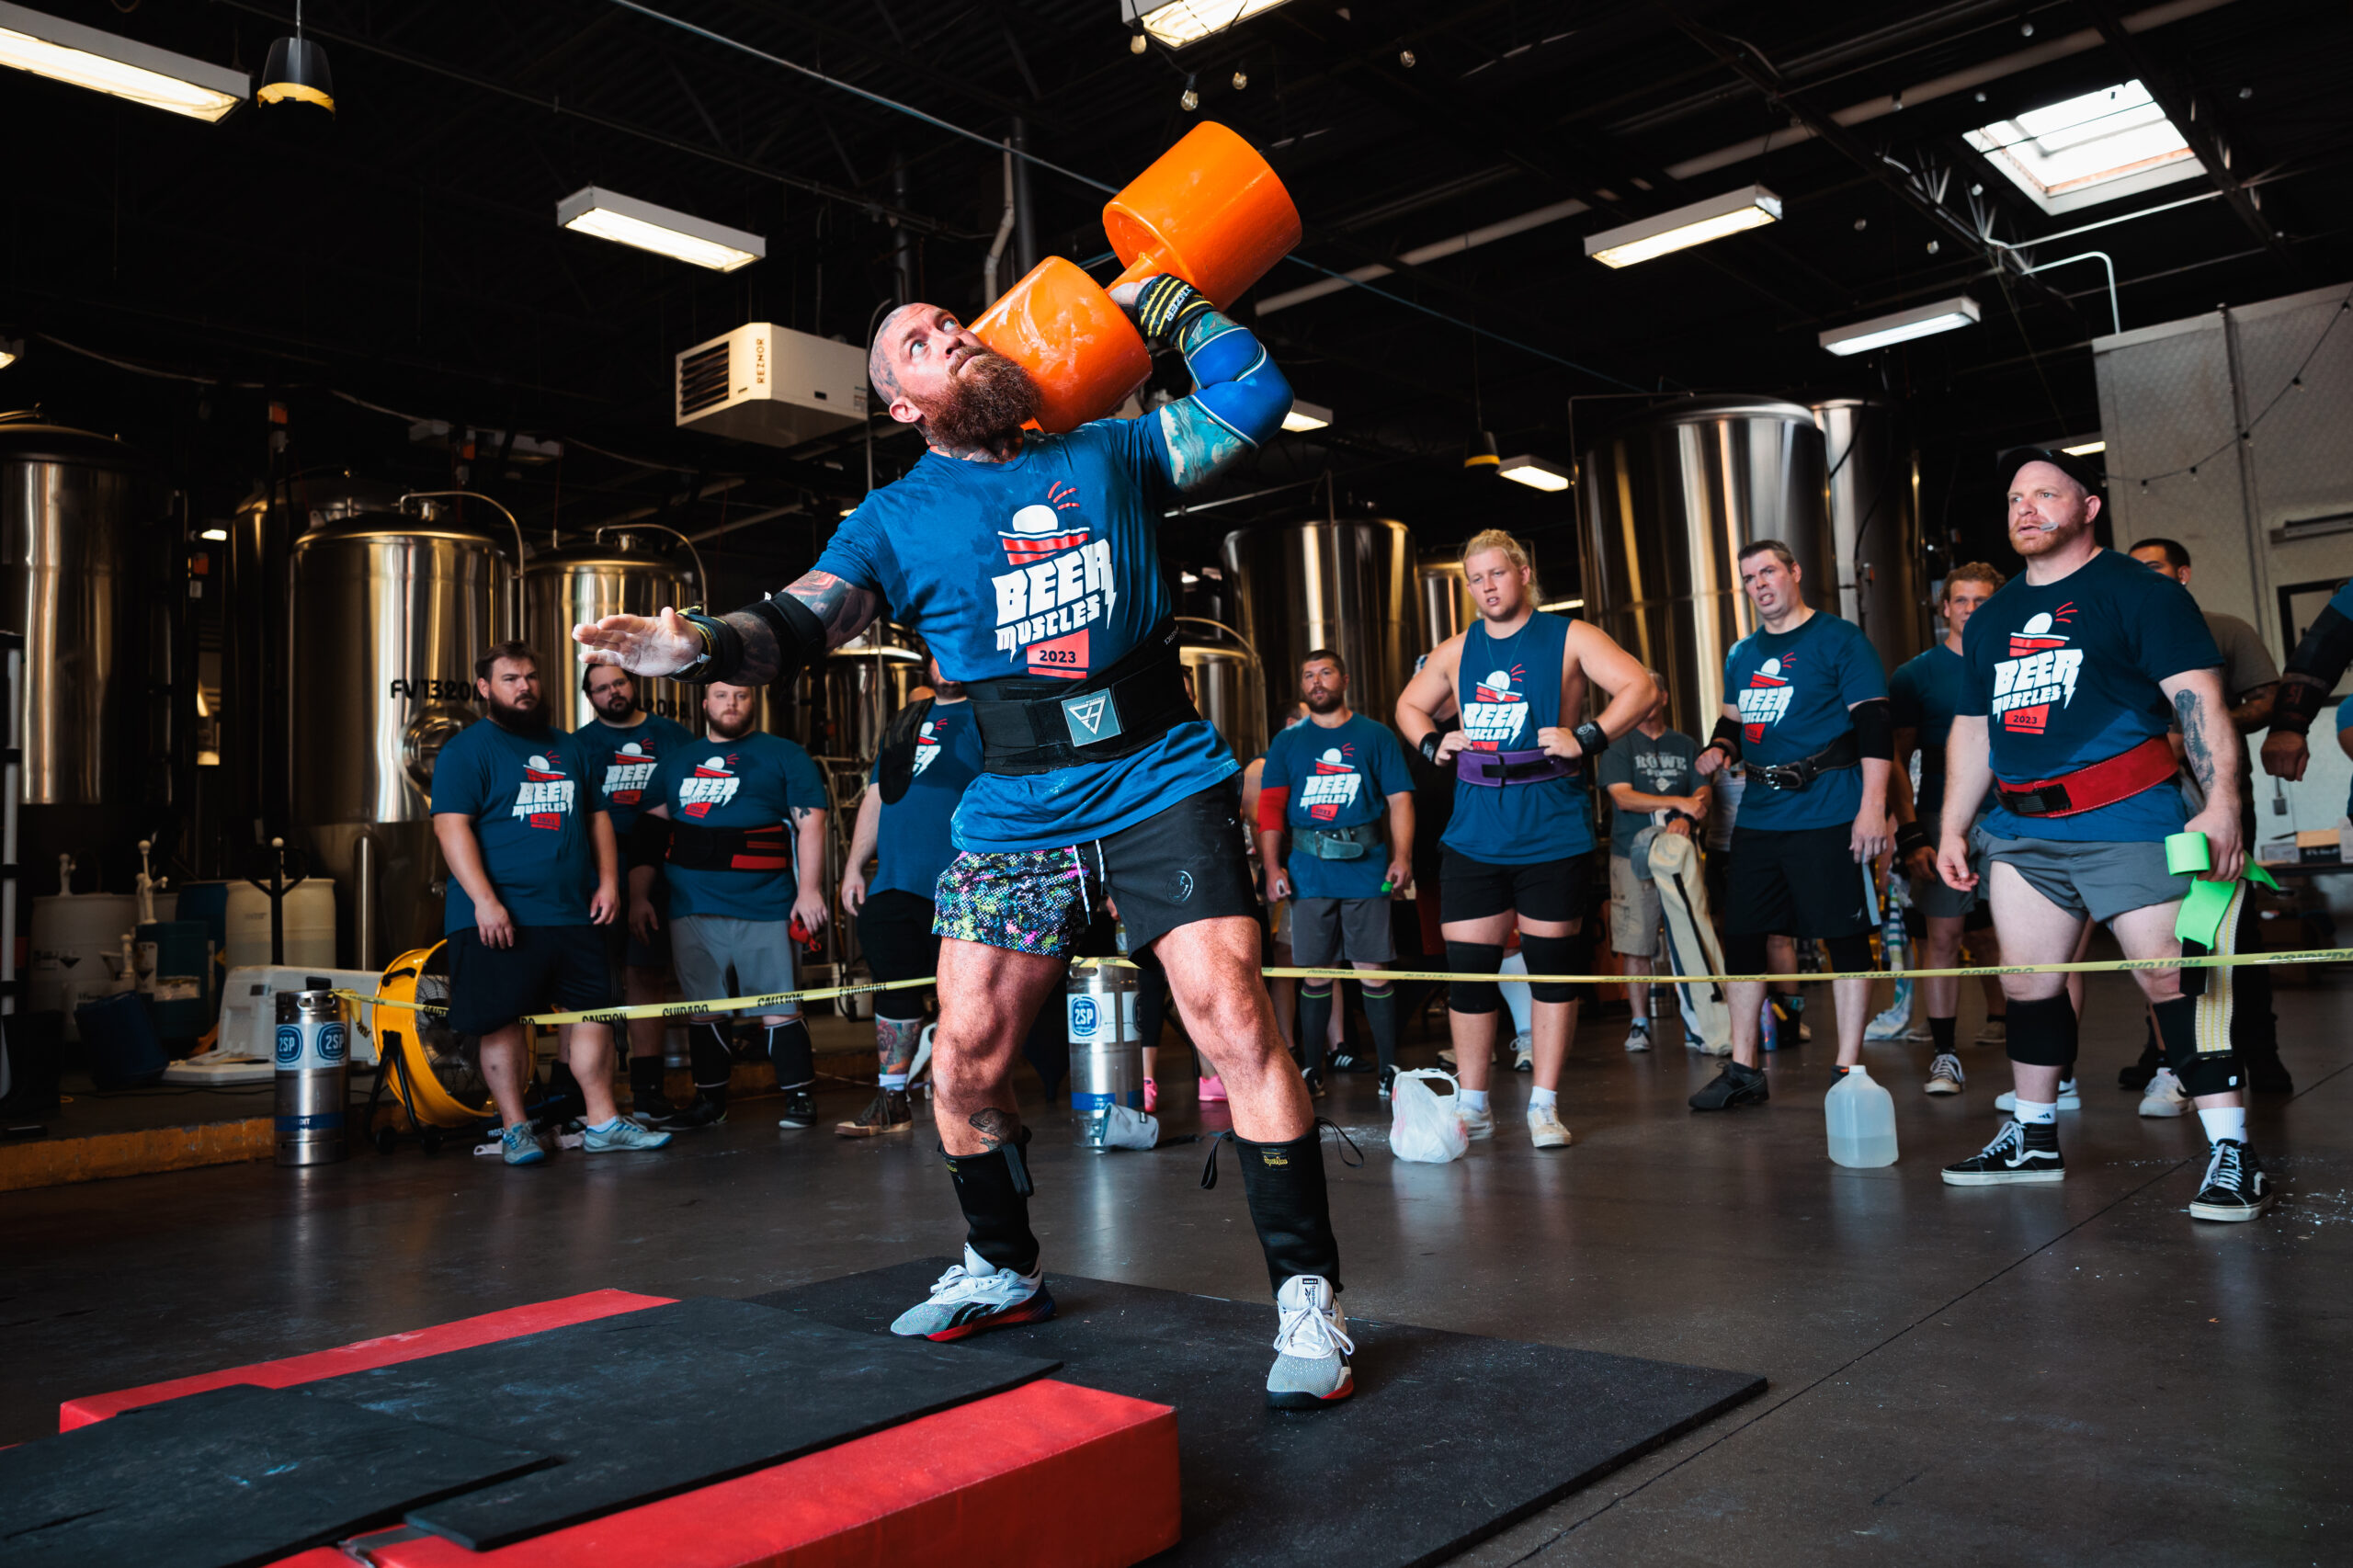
[3,970,2347,1566]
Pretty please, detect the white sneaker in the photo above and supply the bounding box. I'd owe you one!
[1527,1104,1573,1148]
[2139,1067,2190,1119]
[1510,1032,1533,1073]
[1864,1004,1913,1041]
[888,1244,1056,1340]
[1925,1053,1965,1095]
[1456,1100,1495,1140]
[1265,1275,1354,1409]
[1995,1080,2080,1112]
[1624,1020,1652,1053]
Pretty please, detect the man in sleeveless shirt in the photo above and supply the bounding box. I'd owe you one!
[1689,540,1894,1111]
[576,276,1359,1408]
[1396,529,1656,1150]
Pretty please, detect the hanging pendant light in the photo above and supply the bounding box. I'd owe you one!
[1463,429,1500,470]
[257,0,334,114]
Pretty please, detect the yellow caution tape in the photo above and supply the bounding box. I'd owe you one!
[323,946,2353,1030]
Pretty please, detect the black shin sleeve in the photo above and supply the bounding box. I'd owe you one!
[2154,995,2240,1097]
[1230,1130,1342,1295]
[945,1142,1040,1275]
[767,1019,814,1090]
[1518,931,1589,1005]
[1295,984,1334,1073]
[1445,942,1503,1013]
[2005,994,2078,1068]
[688,1021,733,1095]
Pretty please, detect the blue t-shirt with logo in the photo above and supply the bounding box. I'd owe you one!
[647,732,828,921]
[869,699,984,901]
[1723,610,1887,833]
[1438,612,1593,864]
[576,714,697,835]
[812,419,1235,853]
[1889,642,1966,826]
[1958,549,2221,842]
[430,720,606,934]
[2336,692,2353,821]
[1260,713,1415,899]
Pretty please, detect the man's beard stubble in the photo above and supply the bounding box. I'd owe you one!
[1305,688,1344,714]
[488,693,551,732]
[708,711,756,741]
[917,353,1042,450]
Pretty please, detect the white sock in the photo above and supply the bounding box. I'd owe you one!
[880,1072,909,1091]
[2199,1106,2247,1144]
[585,1116,622,1132]
[2012,1098,2057,1126]
[1530,1086,1558,1111]
[1461,1088,1490,1113]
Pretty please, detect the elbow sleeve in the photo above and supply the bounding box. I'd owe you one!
[626,813,672,870]
[1850,698,1894,762]
[1256,786,1290,834]
[2274,605,2353,733]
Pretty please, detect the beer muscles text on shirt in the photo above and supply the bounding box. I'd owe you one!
[1720,611,1886,834]
[430,720,607,934]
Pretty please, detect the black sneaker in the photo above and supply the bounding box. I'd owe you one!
[1688,1061,1768,1111]
[835,1088,913,1138]
[656,1092,728,1131]
[1327,1050,1375,1075]
[2188,1138,2271,1221]
[1941,1119,2064,1185]
[1377,1065,1396,1101]
[630,1089,684,1126]
[2248,1054,2294,1096]
[1302,1066,1328,1100]
[777,1088,819,1130]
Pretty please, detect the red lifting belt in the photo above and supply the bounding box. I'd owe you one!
[1995,734,2177,818]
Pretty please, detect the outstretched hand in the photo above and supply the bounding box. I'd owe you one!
[574,607,701,678]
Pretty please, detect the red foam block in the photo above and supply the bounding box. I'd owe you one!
[60,1289,672,1431]
[321,1379,1178,1568]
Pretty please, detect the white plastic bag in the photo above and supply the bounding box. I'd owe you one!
[1390,1068,1470,1164]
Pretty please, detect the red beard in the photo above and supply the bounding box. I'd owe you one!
[915,352,1042,449]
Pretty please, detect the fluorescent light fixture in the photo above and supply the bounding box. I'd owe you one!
[0,337,18,370]
[1964,80,2196,217]
[1498,455,1570,493]
[1820,295,1981,357]
[557,187,765,273]
[1537,598,1585,612]
[2062,438,2107,457]
[1281,399,1332,434]
[199,528,228,541]
[1585,185,1780,269]
[1121,0,1293,49]
[0,1,247,120]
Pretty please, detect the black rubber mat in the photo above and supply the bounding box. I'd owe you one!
[0,1381,550,1568]
[752,1261,1767,1568]
[301,1297,1058,1551]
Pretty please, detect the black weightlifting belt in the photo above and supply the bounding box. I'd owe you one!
[968,619,1201,777]
[1750,731,1860,792]
[1297,823,1382,861]
[667,819,791,871]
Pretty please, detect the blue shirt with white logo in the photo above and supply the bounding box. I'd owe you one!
[576,713,697,835]
[869,699,984,902]
[1439,611,1593,864]
[1260,713,1415,899]
[1957,549,2220,842]
[1889,642,1967,826]
[646,732,828,921]
[1722,610,1887,833]
[430,720,606,934]
[812,418,1236,853]
[2336,692,2353,822]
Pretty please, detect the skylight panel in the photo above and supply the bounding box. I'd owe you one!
[1964,80,2200,216]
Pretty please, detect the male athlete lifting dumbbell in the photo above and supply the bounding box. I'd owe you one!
[575,276,1359,1407]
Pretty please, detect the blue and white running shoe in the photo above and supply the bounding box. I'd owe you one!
[1267,1274,1354,1410]
[890,1244,1056,1342]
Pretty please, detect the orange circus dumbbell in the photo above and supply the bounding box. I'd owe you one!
[972,121,1302,434]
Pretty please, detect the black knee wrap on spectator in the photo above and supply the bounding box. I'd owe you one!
[1824,933,1874,974]
[1518,931,1587,1004]
[2154,996,2239,1097]
[2004,994,2077,1068]
[1445,942,1503,1013]
[1725,931,1770,975]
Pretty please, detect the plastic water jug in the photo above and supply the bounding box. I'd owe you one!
[1825,1064,1898,1167]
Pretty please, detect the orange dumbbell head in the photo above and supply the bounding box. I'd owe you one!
[970,256,1153,437]
[1104,121,1301,309]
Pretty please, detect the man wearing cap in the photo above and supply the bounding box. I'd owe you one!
[1937,449,2269,1221]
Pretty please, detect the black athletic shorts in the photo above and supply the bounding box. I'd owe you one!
[447,923,614,1035]
[858,889,940,1020]
[1723,824,1876,939]
[934,779,1259,956]
[1438,848,1588,926]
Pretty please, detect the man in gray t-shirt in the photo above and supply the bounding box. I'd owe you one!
[1598,676,1708,1051]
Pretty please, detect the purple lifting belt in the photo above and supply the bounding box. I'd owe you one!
[1455,747,1577,788]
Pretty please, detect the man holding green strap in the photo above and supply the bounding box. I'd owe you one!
[1937,449,2269,1221]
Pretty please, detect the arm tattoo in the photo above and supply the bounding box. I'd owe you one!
[790,805,819,826]
[783,571,881,650]
[2176,690,2221,794]
[968,1107,1022,1151]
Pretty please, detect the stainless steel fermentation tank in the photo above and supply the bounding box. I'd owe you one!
[525,528,706,732]
[1220,515,1415,738]
[1176,619,1267,765]
[1576,396,1836,735]
[1812,398,1927,669]
[0,418,143,892]
[289,483,516,969]
[1417,559,1475,653]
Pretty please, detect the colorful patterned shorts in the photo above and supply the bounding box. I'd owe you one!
[932,846,1099,957]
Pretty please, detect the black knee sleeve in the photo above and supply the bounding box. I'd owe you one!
[1824,933,1874,974]
[688,1021,734,1095]
[1518,931,1589,1005]
[2004,994,2078,1068]
[945,1131,1039,1274]
[1445,942,1503,1014]
[1295,985,1334,1073]
[766,1018,814,1090]
[1208,1130,1342,1295]
[1725,931,1770,974]
[1360,985,1399,1074]
[2154,996,2241,1097]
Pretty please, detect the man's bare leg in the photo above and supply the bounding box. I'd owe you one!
[1154,915,1311,1142]
[1832,974,1870,1069]
[933,938,1066,1155]
[561,1021,622,1127]
[1440,910,1512,1113]
[479,1024,535,1130]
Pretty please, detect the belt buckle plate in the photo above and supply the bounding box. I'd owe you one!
[1061,688,1123,747]
[1758,763,1801,790]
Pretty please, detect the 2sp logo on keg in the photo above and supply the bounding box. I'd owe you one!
[318,1023,347,1063]
[275,1025,301,1065]
[1069,996,1101,1037]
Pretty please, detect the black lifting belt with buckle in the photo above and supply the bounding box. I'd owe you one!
[666,818,793,871]
[966,619,1202,776]
[1751,731,1860,792]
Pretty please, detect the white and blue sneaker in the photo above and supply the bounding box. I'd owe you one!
[890,1244,1056,1342]
[1995,1079,2080,1112]
[584,1116,673,1153]
[1266,1274,1354,1410]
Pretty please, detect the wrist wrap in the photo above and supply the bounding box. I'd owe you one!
[1132,275,1216,348]
[1573,720,1608,759]
[1707,716,1744,763]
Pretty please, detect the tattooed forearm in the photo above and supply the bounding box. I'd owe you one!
[968,1107,1022,1151]
[716,608,784,686]
[2176,690,2215,791]
[782,571,881,651]
[2176,687,2242,812]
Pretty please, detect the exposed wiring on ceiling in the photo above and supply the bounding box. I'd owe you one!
[36,334,264,387]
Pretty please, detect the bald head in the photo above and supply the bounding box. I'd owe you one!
[865,301,1041,453]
